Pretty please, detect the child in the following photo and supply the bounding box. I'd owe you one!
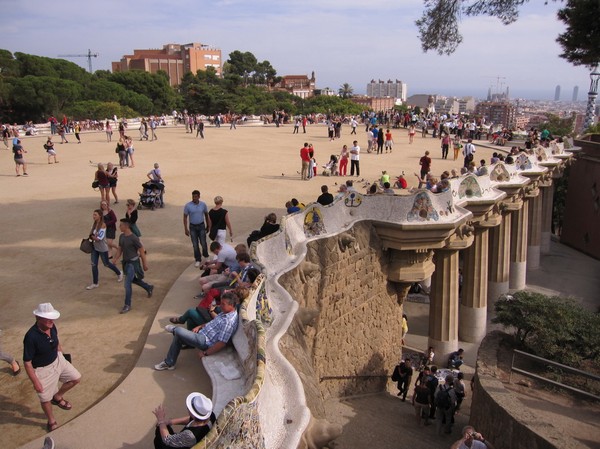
[384,129,394,152]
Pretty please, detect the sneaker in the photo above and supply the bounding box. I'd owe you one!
[164,324,176,334]
[154,361,174,371]
[193,293,204,300]
[86,283,99,290]
[117,273,123,282]
[119,305,131,314]
[147,285,154,298]
[42,437,55,449]
[23,173,29,176]
[194,261,201,268]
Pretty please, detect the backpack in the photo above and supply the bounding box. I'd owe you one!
[391,365,401,382]
[435,386,452,410]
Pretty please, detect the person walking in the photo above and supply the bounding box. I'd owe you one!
[95,163,110,204]
[463,139,476,168]
[419,151,431,180]
[300,143,310,180]
[13,139,28,177]
[350,141,360,177]
[208,196,233,245]
[23,303,82,432]
[44,137,58,164]
[114,219,153,314]
[338,145,349,176]
[106,162,119,204]
[125,199,142,237]
[86,209,123,290]
[183,190,211,268]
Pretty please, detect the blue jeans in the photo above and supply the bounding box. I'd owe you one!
[189,223,208,261]
[91,249,121,284]
[165,327,207,367]
[123,260,152,307]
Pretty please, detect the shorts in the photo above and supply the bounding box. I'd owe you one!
[385,141,393,148]
[35,352,81,403]
[14,158,24,165]
[106,228,116,239]
[47,150,57,156]
[108,179,117,188]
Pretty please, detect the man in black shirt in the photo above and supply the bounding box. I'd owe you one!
[23,303,81,432]
[316,185,334,206]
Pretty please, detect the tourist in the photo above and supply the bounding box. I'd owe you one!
[100,200,118,257]
[125,135,135,167]
[463,139,476,168]
[74,122,81,144]
[86,209,123,290]
[152,392,216,449]
[441,133,451,159]
[105,120,112,142]
[154,292,239,370]
[247,213,280,246]
[338,145,349,176]
[376,127,384,154]
[183,190,211,268]
[384,129,393,153]
[23,303,82,432]
[114,219,154,314]
[453,135,462,161]
[419,150,431,180]
[95,163,110,203]
[58,123,68,144]
[139,118,148,141]
[149,117,158,140]
[44,137,58,164]
[317,185,334,206]
[395,357,413,401]
[116,137,127,169]
[382,182,394,194]
[448,348,465,369]
[196,119,204,139]
[366,127,374,153]
[412,380,431,426]
[394,173,408,189]
[350,141,361,177]
[453,372,466,413]
[408,124,416,144]
[198,241,239,293]
[300,143,310,181]
[125,199,142,237]
[13,139,28,177]
[434,374,457,435]
[106,162,119,204]
[293,118,300,134]
[208,196,233,245]
[401,313,408,345]
[450,426,495,449]
[350,116,357,135]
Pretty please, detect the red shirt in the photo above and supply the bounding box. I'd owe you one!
[300,146,310,162]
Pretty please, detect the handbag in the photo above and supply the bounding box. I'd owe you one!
[92,180,99,189]
[80,238,93,254]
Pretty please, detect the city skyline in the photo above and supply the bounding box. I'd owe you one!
[3,0,594,101]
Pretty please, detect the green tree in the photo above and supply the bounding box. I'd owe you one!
[338,83,354,99]
[493,291,600,366]
[108,70,179,113]
[416,0,599,68]
[538,113,575,137]
[225,51,258,85]
[64,101,137,120]
[556,0,600,67]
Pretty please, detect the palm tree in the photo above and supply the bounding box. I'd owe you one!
[338,83,354,98]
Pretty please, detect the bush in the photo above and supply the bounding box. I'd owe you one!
[493,291,600,367]
[64,101,137,120]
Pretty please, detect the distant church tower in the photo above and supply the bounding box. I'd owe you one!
[554,85,561,101]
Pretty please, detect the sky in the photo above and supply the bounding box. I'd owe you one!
[2,0,594,100]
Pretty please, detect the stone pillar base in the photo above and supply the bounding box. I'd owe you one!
[509,261,526,291]
[487,281,509,307]
[541,231,551,254]
[459,305,487,343]
[527,245,540,270]
[427,338,458,363]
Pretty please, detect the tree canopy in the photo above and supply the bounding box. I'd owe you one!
[416,0,600,67]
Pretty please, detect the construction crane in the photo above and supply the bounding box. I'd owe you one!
[57,49,99,73]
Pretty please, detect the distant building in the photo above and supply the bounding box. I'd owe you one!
[111,42,222,87]
[314,87,336,96]
[351,96,396,111]
[459,97,476,114]
[554,85,561,101]
[572,86,579,102]
[277,72,316,99]
[366,79,407,102]
[474,101,516,128]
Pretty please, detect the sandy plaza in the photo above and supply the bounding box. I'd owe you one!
[2,121,505,447]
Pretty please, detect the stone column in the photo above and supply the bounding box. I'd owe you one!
[488,213,511,304]
[428,249,459,359]
[510,203,529,290]
[541,185,554,254]
[460,227,489,343]
[526,194,542,269]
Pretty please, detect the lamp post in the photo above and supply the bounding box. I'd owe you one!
[583,65,600,131]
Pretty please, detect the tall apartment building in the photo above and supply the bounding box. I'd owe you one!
[554,85,561,101]
[474,101,516,128]
[366,79,407,102]
[112,42,222,87]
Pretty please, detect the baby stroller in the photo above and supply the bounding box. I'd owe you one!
[322,154,339,176]
[138,181,165,210]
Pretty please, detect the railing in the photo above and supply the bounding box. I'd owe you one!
[509,349,600,401]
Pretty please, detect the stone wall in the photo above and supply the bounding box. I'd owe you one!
[471,331,587,449]
[279,221,403,410]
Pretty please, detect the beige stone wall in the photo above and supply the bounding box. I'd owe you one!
[279,222,404,409]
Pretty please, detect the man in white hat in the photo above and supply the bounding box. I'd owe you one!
[23,303,81,432]
[152,392,215,448]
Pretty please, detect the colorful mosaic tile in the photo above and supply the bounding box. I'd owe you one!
[458,175,483,199]
[304,207,326,237]
[344,192,363,207]
[490,163,510,182]
[516,153,532,170]
[256,282,273,327]
[407,192,439,222]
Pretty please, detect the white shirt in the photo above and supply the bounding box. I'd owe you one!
[350,145,360,161]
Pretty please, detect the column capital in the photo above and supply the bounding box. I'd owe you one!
[388,248,435,283]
